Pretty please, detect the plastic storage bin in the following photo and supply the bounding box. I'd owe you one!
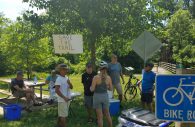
[3,104,22,121]
[109,99,120,116]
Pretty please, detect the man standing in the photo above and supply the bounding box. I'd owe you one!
[55,64,73,127]
[82,62,96,123]
[108,54,125,104]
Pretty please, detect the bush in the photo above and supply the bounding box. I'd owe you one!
[31,71,48,80]
[71,61,86,74]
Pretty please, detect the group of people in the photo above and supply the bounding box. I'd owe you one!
[55,54,124,127]
[10,53,156,127]
[81,54,125,127]
[45,60,117,127]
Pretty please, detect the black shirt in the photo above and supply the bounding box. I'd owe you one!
[11,78,24,93]
[82,72,96,96]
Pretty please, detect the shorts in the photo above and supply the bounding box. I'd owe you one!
[113,83,123,95]
[93,93,109,110]
[58,102,70,117]
[84,95,93,108]
[141,93,153,104]
[13,91,26,98]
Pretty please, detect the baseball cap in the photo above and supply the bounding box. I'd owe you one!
[58,63,68,69]
[86,62,92,68]
[16,71,23,76]
[145,63,154,68]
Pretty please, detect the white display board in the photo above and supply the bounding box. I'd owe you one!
[53,35,83,54]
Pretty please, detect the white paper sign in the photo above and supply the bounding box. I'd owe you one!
[53,35,83,54]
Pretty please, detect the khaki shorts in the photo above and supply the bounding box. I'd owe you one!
[58,102,70,117]
[113,83,123,95]
[13,91,26,98]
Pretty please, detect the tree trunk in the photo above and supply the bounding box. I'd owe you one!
[26,58,30,80]
[90,37,96,71]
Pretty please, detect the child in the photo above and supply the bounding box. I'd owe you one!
[141,63,156,112]
[81,62,96,123]
[55,64,73,127]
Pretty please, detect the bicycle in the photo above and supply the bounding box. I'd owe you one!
[163,78,195,106]
[124,67,141,101]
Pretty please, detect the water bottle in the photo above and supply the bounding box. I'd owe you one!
[34,76,38,85]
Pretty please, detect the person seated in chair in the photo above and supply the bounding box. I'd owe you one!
[11,71,41,112]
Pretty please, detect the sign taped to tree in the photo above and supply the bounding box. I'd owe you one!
[53,35,83,54]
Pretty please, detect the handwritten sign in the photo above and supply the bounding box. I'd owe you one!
[53,35,83,54]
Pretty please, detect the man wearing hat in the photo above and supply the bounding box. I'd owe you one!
[81,62,97,123]
[11,71,37,112]
[55,63,73,127]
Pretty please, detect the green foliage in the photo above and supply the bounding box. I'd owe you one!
[46,56,69,70]
[0,17,52,77]
[0,0,194,75]
[0,15,11,75]
[31,72,48,80]
[22,0,157,67]
[71,62,86,75]
[166,9,194,67]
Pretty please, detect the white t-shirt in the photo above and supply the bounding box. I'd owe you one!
[55,75,71,102]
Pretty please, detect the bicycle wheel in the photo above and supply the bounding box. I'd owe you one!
[124,86,137,101]
[124,81,130,91]
[163,87,184,106]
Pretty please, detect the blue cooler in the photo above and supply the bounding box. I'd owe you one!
[3,104,22,121]
[109,99,120,116]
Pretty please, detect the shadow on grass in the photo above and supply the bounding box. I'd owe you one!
[0,95,144,127]
[0,82,9,91]
[0,83,149,127]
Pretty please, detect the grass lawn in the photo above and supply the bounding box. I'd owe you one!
[0,93,9,98]
[0,74,174,127]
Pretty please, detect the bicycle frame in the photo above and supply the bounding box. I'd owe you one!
[125,75,141,94]
[124,68,142,100]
